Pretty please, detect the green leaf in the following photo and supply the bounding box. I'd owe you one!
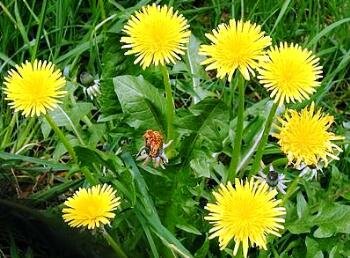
[114,75,167,131]
[74,146,123,172]
[305,237,324,258]
[296,192,309,218]
[194,238,210,258]
[307,18,350,48]
[190,155,212,178]
[184,34,210,103]
[0,151,68,171]
[40,102,92,139]
[29,179,83,204]
[287,202,350,237]
[69,102,94,125]
[312,203,350,237]
[99,34,124,116]
[313,224,336,238]
[177,98,229,163]
[87,123,106,147]
[120,152,193,258]
[175,223,202,236]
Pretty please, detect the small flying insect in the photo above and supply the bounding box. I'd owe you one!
[136,130,172,169]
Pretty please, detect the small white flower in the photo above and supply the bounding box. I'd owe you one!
[255,165,289,194]
[296,162,323,180]
[85,79,101,100]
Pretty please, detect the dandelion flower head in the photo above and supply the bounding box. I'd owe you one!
[3,60,66,117]
[62,184,121,229]
[199,19,271,81]
[273,102,343,167]
[205,178,286,258]
[258,42,322,105]
[121,4,191,69]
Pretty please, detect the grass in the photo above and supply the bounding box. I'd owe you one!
[0,0,350,257]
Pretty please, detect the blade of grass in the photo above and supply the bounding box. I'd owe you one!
[121,152,193,258]
[307,18,350,48]
[14,0,33,57]
[270,0,292,34]
[0,151,69,170]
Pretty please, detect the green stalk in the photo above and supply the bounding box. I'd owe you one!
[227,74,245,182]
[14,116,36,152]
[160,65,175,157]
[81,166,99,185]
[44,113,77,162]
[45,114,98,185]
[98,0,107,25]
[249,102,278,176]
[1,113,17,150]
[102,228,128,258]
[31,0,47,61]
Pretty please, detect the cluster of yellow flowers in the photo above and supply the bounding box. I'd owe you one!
[117,4,343,257]
[118,4,343,177]
[1,3,344,258]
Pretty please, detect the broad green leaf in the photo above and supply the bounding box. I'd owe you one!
[177,98,229,161]
[296,192,309,218]
[312,203,350,237]
[313,224,336,238]
[287,202,350,237]
[190,155,212,178]
[87,123,106,147]
[305,237,324,258]
[99,34,124,116]
[40,102,92,139]
[74,146,123,172]
[114,75,167,131]
[69,102,94,125]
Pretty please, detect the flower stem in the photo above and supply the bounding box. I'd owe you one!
[14,116,36,152]
[160,65,175,157]
[44,113,77,162]
[81,166,99,185]
[45,114,98,186]
[1,113,17,150]
[102,228,128,258]
[249,102,278,176]
[227,74,245,182]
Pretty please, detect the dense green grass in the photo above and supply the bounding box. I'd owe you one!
[0,0,349,257]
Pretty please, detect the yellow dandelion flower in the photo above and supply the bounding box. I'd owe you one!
[120,4,191,69]
[205,178,286,258]
[273,102,344,167]
[199,19,271,81]
[3,60,66,117]
[258,42,322,105]
[62,184,121,230]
